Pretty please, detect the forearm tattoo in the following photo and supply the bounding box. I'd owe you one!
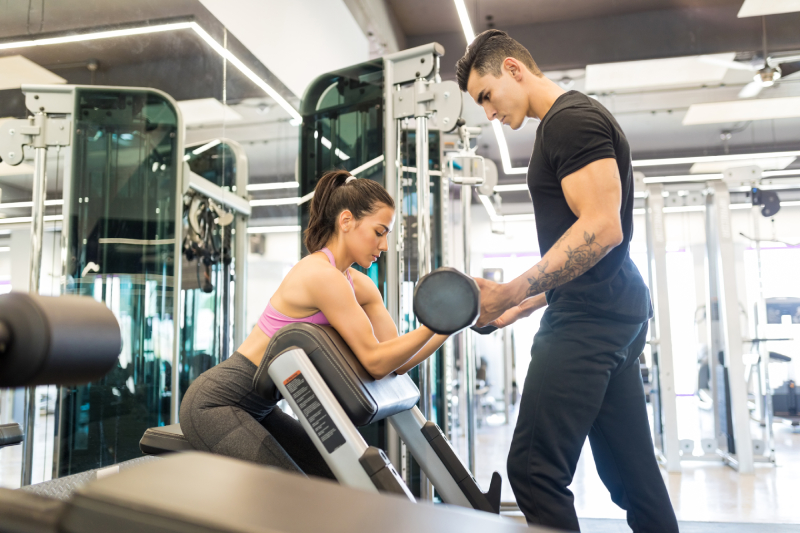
[526,230,610,296]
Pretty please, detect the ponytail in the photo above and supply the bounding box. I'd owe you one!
[304,170,395,253]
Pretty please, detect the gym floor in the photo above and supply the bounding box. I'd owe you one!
[474,395,800,528]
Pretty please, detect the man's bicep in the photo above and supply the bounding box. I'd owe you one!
[560,158,621,219]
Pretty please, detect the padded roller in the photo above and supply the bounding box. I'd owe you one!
[0,292,122,387]
[413,267,480,335]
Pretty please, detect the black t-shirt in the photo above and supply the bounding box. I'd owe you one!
[526,91,651,323]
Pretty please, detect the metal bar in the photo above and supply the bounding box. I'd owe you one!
[462,184,476,474]
[644,183,681,472]
[710,181,754,474]
[382,57,400,333]
[170,108,186,426]
[388,408,472,509]
[20,140,48,487]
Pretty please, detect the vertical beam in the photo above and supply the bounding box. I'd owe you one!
[170,108,186,425]
[709,182,754,474]
[382,57,400,332]
[644,183,681,473]
[462,185,476,474]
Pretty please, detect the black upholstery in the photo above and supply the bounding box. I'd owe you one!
[0,422,23,447]
[139,424,194,455]
[61,452,538,533]
[253,323,420,427]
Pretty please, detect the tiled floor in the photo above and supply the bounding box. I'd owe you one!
[474,395,800,525]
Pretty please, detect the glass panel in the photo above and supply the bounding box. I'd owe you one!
[57,88,179,476]
[179,141,239,402]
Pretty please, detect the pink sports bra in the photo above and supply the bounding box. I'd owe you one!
[257,247,354,337]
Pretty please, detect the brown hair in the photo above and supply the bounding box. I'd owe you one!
[455,29,541,93]
[304,170,395,253]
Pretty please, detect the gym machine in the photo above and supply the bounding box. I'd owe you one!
[141,267,502,513]
[642,166,784,473]
[0,293,544,533]
[296,43,490,496]
[0,85,250,482]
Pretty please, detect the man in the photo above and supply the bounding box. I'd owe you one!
[457,30,678,532]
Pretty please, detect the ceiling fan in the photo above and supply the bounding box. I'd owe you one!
[699,18,800,98]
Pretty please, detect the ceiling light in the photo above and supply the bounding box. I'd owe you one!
[492,121,527,175]
[351,155,384,176]
[493,183,528,192]
[246,182,299,191]
[690,157,795,174]
[633,150,800,168]
[0,21,302,125]
[191,139,222,155]
[453,0,475,44]
[0,247,9,252]
[249,198,301,207]
[246,225,301,234]
[683,96,800,125]
[585,53,734,93]
[478,194,498,220]
[738,0,800,17]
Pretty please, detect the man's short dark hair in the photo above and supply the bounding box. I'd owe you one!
[456,29,541,92]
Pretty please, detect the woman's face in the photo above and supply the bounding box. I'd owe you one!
[342,203,395,269]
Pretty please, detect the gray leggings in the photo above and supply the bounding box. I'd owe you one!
[179,352,335,480]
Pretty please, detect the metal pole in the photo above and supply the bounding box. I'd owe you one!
[21,137,48,487]
[752,206,775,461]
[414,77,433,501]
[462,184,476,474]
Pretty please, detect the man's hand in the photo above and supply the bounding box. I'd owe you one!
[482,292,548,329]
[473,277,514,327]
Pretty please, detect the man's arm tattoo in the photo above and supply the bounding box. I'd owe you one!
[526,231,610,297]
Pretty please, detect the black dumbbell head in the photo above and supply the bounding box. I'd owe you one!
[413,267,480,335]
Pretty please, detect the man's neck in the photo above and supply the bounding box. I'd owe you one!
[527,76,567,121]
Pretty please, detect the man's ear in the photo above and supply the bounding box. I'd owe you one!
[504,57,524,80]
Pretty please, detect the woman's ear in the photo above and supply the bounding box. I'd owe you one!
[339,209,354,232]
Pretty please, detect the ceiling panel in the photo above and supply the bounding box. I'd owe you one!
[388,0,741,37]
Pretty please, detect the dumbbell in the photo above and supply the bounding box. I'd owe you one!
[413,267,481,335]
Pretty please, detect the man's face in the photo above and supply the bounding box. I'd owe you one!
[467,61,529,130]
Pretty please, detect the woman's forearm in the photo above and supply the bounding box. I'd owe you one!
[395,334,448,375]
[359,327,436,379]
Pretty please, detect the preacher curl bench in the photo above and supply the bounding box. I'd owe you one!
[141,268,502,512]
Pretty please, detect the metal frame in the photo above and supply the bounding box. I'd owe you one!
[267,347,485,510]
[643,179,767,474]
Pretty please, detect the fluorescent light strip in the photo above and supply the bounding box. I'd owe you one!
[0,199,63,209]
[250,197,301,207]
[454,0,475,43]
[246,182,299,191]
[0,247,9,252]
[0,21,302,125]
[246,225,301,234]
[0,215,63,225]
[643,169,800,184]
[493,183,528,192]
[351,155,384,176]
[297,191,315,205]
[634,151,800,168]
[191,139,221,155]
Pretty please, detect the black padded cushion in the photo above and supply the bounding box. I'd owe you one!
[139,424,194,455]
[253,323,420,427]
[0,422,23,447]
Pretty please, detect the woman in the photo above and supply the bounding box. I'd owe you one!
[180,169,447,479]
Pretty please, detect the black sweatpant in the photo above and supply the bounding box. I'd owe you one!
[507,309,678,532]
[180,352,335,480]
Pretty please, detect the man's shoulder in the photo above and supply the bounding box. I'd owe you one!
[542,92,603,127]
